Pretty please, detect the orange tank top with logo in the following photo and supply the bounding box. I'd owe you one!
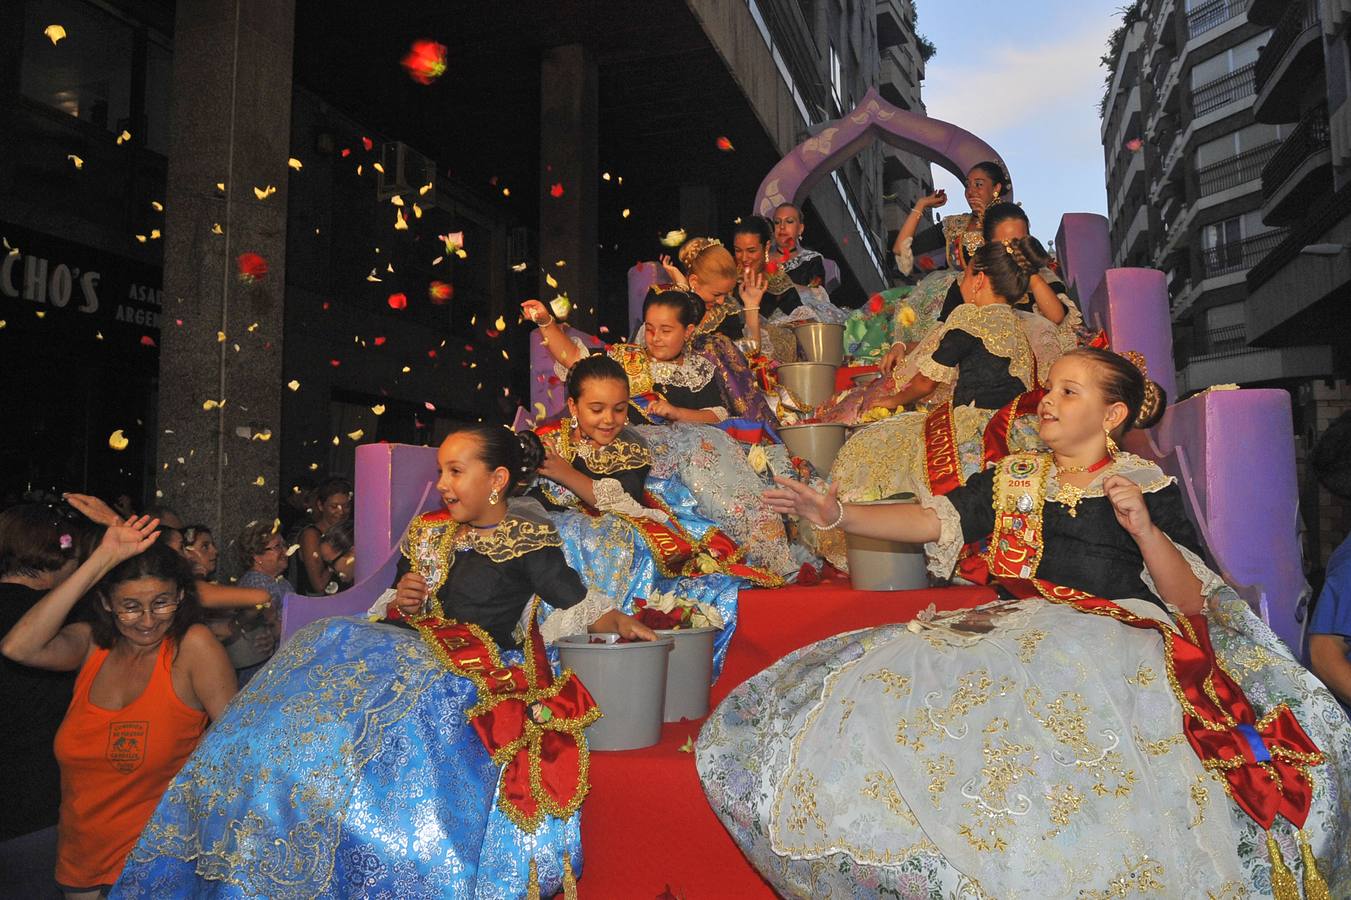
[53,638,207,888]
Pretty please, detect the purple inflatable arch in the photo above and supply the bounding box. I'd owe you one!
[754,87,1009,217]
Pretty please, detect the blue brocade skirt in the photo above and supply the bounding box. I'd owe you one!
[111,617,581,900]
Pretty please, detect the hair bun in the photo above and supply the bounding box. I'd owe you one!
[517,430,546,475]
[1133,379,1167,429]
[678,236,722,269]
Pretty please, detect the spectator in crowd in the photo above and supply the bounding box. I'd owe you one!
[1308,411,1351,713]
[142,505,184,531]
[0,504,85,898]
[179,525,218,579]
[0,519,235,898]
[316,520,356,595]
[231,522,290,686]
[296,478,351,595]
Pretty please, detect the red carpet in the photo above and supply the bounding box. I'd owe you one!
[577,574,994,898]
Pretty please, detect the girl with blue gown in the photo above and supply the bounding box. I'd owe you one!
[523,291,823,580]
[111,425,656,899]
[698,349,1351,898]
[529,354,781,678]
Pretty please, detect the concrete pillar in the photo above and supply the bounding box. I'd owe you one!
[539,44,598,333]
[156,0,294,561]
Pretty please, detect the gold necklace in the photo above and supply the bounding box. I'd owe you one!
[1051,462,1116,517]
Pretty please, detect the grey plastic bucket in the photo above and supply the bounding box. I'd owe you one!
[778,423,847,475]
[793,322,845,366]
[844,499,928,591]
[557,633,674,751]
[778,362,838,409]
[656,627,718,722]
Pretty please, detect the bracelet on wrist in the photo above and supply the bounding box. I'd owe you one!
[815,498,846,530]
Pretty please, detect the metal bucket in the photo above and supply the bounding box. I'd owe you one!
[844,499,928,591]
[778,423,847,474]
[778,362,838,410]
[557,633,674,751]
[793,322,845,366]
[656,627,718,722]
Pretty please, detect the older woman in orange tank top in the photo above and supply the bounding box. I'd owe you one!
[0,518,236,899]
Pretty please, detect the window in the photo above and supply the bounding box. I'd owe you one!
[21,0,134,135]
[144,41,173,155]
[1190,32,1269,88]
[829,43,843,114]
[1195,122,1290,168]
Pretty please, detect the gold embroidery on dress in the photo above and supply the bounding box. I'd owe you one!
[549,426,651,475]
[836,698,856,734]
[1025,688,1138,798]
[956,722,1035,853]
[1044,452,1174,518]
[606,344,655,395]
[861,771,920,826]
[915,303,1036,391]
[784,769,828,835]
[402,512,564,602]
[1044,782,1085,830]
[863,669,913,698]
[1190,773,1210,828]
[1015,629,1048,662]
[1126,664,1157,687]
[1132,726,1186,757]
[925,754,957,809]
[1077,856,1166,898]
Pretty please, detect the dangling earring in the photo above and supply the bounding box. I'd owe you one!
[1104,426,1119,457]
[568,416,578,429]
[488,487,501,505]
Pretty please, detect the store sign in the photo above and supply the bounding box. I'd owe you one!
[0,221,163,332]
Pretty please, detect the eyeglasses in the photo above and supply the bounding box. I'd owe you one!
[113,600,180,622]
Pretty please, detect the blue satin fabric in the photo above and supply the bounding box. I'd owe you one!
[543,474,742,677]
[110,618,580,900]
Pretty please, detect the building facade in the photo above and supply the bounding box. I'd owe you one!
[1100,0,1334,397]
[0,0,931,552]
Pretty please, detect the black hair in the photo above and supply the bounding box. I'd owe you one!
[181,524,212,547]
[566,353,631,402]
[0,503,84,578]
[315,477,353,504]
[320,520,355,556]
[969,236,1049,303]
[450,422,546,495]
[732,216,774,247]
[89,542,204,650]
[1062,348,1168,434]
[1312,411,1351,500]
[969,161,1010,193]
[981,202,1029,241]
[642,286,699,328]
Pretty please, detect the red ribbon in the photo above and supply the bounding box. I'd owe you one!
[390,606,600,831]
[999,578,1322,831]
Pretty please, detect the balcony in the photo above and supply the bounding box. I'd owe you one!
[1261,106,1332,225]
[1196,141,1280,197]
[1202,229,1287,278]
[1178,340,1334,394]
[877,0,907,49]
[1187,0,1253,39]
[1115,203,1149,267]
[1253,0,1322,124]
[1191,62,1256,119]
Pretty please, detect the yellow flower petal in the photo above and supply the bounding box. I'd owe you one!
[287,379,300,391]
[545,273,558,288]
[287,157,303,171]
[108,429,129,451]
[67,154,84,170]
[371,404,386,415]
[44,24,67,45]
[347,429,364,441]
[494,315,506,331]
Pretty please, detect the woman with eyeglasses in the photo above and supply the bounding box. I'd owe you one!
[0,517,235,900]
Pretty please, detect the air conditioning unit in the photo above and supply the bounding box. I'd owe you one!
[377,142,437,204]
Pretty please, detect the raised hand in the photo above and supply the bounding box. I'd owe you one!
[659,255,688,288]
[917,189,947,211]
[1103,474,1153,539]
[520,299,552,326]
[763,476,839,528]
[64,492,121,527]
[740,269,767,310]
[98,515,161,564]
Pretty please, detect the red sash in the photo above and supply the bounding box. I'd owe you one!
[999,578,1322,831]
[923,388,1046,498]
[389,603,600,832]
[982,454,1322,832]
[608,491,782,587]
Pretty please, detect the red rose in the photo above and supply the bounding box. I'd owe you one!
[866,293,884,315]
[764,259,779,274]
[917,255,937,272]
[401,40,448,84]
[387,292,408,310]
[236,252,268,283]
[549,182,565,198]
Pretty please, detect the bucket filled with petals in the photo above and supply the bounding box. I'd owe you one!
[557,632,674,750]
[633,592,725,722]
